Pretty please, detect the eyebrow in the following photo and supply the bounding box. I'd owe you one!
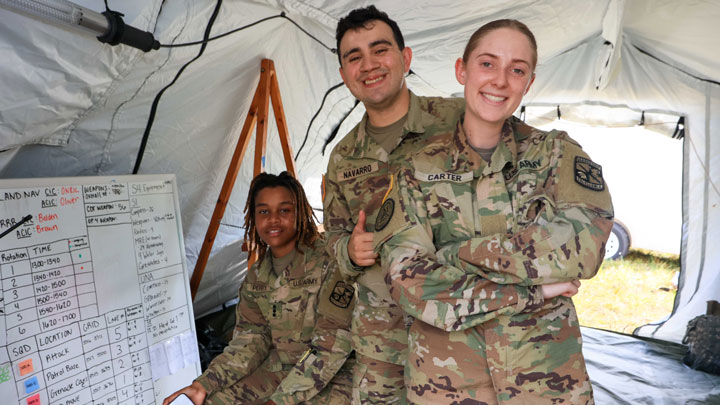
[342,39,394,61]
[476,52,530,66]
[256,201,294,207]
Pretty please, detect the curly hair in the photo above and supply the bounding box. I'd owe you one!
[243,171,319,261]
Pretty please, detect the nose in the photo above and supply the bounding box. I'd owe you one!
[268,211,281,224]
[360,53,379,72]
[492,69,508,88]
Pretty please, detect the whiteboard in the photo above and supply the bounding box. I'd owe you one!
[0,175,200,405]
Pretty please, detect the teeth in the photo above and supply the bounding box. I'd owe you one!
[483,93,506,102]
[364,76,383,84]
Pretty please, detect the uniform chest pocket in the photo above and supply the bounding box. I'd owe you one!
[255,296,279,323]
[337,161,389,226]
[257,296,306,344]
[509,160,555,227]
[282,279,323,335]
[515,193,556,229]
[416,179,475,243]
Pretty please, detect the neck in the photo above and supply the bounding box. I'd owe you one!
[270,241,297,259]
[366,87,411,127]
[463,114,503,149]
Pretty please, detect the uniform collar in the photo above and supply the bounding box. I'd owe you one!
[453,116,521,176]
[256,244,309,283]
[349,91,428,160]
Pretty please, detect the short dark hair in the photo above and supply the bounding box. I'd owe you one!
[335,5,405,66]
[243,171,319,261]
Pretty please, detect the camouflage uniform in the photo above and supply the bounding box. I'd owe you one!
[195,238,355,404]
[375,117,614,404]
[324,92,536,404]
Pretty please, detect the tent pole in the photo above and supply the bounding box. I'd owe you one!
[190,59,296,301]
[253,60,272,176]
[268,60,297,176]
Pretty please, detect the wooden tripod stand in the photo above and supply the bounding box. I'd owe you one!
[189,59,297,300]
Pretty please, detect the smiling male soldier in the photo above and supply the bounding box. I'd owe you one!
[322,5,467,403]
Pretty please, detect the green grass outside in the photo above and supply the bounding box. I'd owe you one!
[574,249,679,334]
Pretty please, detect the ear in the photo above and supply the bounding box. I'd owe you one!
[402,46,413,73]
[523,72,536,95]
[339,65,347,84]
[455,58,466,85]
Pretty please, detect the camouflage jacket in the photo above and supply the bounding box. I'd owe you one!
[376,116,614,329]
[195,239,354,404]
[323,91,466,364]
[376,117,613,402]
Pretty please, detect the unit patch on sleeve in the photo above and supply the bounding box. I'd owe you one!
[574,156,605,191]
[329,281,355,308]
[374,198,395,231]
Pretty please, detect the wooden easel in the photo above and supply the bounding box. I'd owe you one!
[189,59,297,301]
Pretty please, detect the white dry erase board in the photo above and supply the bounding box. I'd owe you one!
[0,175,200,405]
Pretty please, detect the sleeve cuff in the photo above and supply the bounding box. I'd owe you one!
[194,373,219,396]
[336,234,365,278]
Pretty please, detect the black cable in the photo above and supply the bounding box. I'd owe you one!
[103,0,123,16]
[159,13,335,53]
[160,14,282,48]
[634,46,720,87]
[133,9,338,173]
[220,222,244,229]
[294,81,346,160]
[280,14,335,53]
[322,99,360,155]
[133,0,224,174]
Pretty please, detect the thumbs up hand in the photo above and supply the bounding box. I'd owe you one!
[348,210,378,267]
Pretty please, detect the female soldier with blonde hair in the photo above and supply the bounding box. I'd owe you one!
[377,20,613,404]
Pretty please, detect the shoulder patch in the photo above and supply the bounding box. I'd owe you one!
[329,281,354,308]
[574,156,605,191]
[375,198,395,231]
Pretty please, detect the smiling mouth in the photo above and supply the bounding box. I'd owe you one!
[482,93,506,102]
[364,75,385,85]
[267,229,283,236]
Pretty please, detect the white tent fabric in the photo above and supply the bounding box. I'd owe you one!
[0,0,718,343]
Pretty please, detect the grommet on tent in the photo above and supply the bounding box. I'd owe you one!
[672,116,685,139]
[557,105,562,120]
[519,105,526,122]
